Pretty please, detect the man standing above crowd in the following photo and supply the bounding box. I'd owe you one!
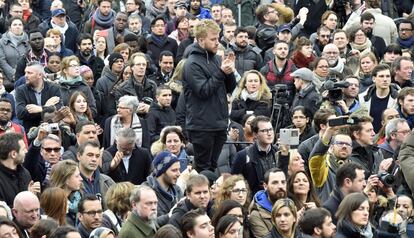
[183,19,236,173]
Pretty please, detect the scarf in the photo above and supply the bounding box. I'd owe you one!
[42,161,52,186]
[22,9,31,22]
[350,39,372,53]
[330,59,345,73]
[178,29,189,42]
[7,31,26,47]
[93,9,115,28]
[110,114,143,147]
[151,34,167,48]
[240,88,259,101]
[147,2,166,17]
[292,50,315,68]
[51,20,69,36]
[397,36,414,49]
[59,75,83,86]
[313,72,326,93]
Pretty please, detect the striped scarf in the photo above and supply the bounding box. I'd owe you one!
[110,114,143,147]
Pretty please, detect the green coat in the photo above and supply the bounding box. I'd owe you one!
[223,0,257,26]
[119,212,156,238]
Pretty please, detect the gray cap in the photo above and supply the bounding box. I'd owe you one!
[290,68,314,82]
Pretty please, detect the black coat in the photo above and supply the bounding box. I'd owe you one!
[291,84,322,116]
[15,80,62,132]
[264,227,302,238]
[147,35,178,66]
[77,54,105,82]
[0,163,31,207]
[231,44,263,75]
[23,143,46,187]
[59,79,97,117]
[168,198,214,228]
[106,144,152,185]
[231,143,288,195]
[146,102,176,143]
[182,43,236,131]
[323,187,344,225]
[230,98,271,124]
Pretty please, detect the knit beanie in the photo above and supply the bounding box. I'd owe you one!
[108,53,124,69]
[89,227,114,238]
[152,151,180,177]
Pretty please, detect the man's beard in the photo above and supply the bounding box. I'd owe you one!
[276,55,286,61]
[268,190,286,204]
[365,29,373,38]
[81,49,92,57]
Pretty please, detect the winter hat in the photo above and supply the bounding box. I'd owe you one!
[290,68,314,82]
[89,227,114,238]
[79,65,92,75]
[152,151,180,177]
[108,53,124,69]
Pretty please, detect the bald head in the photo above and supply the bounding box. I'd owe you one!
[12,191,40,229]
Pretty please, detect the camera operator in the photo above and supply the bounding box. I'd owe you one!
[290,68,322,116]
[358,64,399,132]
[308,119,353,201]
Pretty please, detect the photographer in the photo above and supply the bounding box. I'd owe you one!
[308,119,353,201]
[324,75,361,116]
[349,115,386,178]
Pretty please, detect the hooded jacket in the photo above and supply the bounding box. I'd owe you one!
[146,102,176,143]
[249,190,273,238]
[231,43,263,76]
[182,43,236,131]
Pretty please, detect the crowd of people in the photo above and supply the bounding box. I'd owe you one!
[0,0,414,237]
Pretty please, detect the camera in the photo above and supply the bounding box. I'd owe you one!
[46,123,60,135]
[279,128,300,146]
[271,84,289,99]
[328,116,357,127]
[378,172,395,187]
[141,97,154,105]
[323,76,350,102]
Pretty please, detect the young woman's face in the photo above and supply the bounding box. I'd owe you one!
[275,206,296,233]
[366,188,377,204]
[47,55,62,73]
[122,66,132,81]
[120,49,130,62]
[219,221,242,238]
[397,196,414,220]
[165,132,182,156]
[292,172,310,196]
[351,200,370,227]
[323,13,338,30]
[226,207,244,224]
[244,73,261,94]
[95,37,106,52]
[292,110,308,129]
[230,180,248,206]
[360,56,376,74]
[73,95,87,113]
[66,167,83,191]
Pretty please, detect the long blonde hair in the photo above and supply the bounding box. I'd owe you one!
[271,198,298,238]
[234,70,272,101]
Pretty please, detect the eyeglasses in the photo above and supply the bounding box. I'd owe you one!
[42,147,61,153]
[232,188,248,194]
[0,108,11,113]
[395,130,411,135]
[333,141,352,147]
[82,210,103,216]
[258,128,273,134]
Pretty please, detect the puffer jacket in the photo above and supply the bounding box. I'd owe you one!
[113,76,157,102]
[0,32,29,84]
[182,43,236,131]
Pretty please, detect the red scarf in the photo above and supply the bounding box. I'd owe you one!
[22,9,31,22]
[291,50,316,68]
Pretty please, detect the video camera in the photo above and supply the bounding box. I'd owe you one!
[323,76,350,102]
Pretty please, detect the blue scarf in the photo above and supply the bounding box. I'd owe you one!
[397,36,414,49]
[93,9,115,29]
[151,34,167,48]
